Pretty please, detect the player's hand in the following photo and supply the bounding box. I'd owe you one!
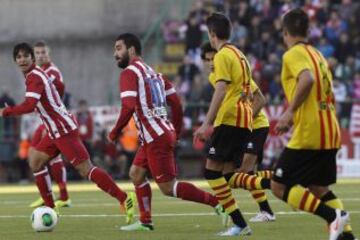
[107,131,117,143]
[0,108,4,117]
[193,122,211,144]
[275,109,293,135]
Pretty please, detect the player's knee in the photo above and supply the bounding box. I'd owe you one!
[28,149,45,172]
[160,187,173,197]
[308,185,329,198]
[128,166,146,185]
[28,158,42,172]
[270,180,285,199]
[129,170,144,185]
[158,183,174,197]
[75,161,93,178]
[237,166,254,173]
[239,154,257,173]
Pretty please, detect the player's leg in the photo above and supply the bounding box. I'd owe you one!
[147,131,219,208]
[224,164,270,190]
[224,128,271,191]
[204,125,253,236]
[256,170,274,179]
[309,149,356,240]
[219,156,270,191]
[29,147,53,208]
[240,153,275,222]
[29,135,60,209]
[121,147,153,231]
[146,130,230,227]
[28,125,49,208]
[239,127,275,222]
[204,159,250,236]
[271,148,349,240]
[309,186,356,240]
[308,159,357,240]
[48,156,71,207]
[55,130,135,223]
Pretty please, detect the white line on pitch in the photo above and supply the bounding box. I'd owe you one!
[1,211,360,219]
[2,198,360,206]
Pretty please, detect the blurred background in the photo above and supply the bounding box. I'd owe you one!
[0,0,359,183]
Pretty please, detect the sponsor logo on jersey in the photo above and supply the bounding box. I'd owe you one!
[155,174,165,180]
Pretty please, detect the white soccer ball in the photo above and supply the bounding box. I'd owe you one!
[31,206,58,232]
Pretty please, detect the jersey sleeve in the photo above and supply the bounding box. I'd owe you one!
[163,76,176,96]
[283,47,313,79]
[25,74,45,100]
[3,74,44,116]
[214,51,232,83]
[109,69,138,141]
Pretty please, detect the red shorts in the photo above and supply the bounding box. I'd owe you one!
[35,130,89,166]
[31,124,47,147]
[133,130,177,183]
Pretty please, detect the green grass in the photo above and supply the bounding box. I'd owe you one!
[0,180,359,240]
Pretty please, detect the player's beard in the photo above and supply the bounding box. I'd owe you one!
[117,52,130,69]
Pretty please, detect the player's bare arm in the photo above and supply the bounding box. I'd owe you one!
[193,80,227,142]
[108,101,135,142]
[252,88,266,118]
[276,70,314,134]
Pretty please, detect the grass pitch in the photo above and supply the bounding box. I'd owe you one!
[0,180,359,240]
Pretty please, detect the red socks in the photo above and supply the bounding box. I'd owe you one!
[87,167,127,203]
[175,181,218,207]
[135,181,152,224]
[49,157,69,201]
[33,167,55,208]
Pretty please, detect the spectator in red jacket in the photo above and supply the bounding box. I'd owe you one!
[76,99,94,158]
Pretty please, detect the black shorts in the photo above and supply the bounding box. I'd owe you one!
[244,127,269,164]
[272,148,338,187]
[207,125,250,162]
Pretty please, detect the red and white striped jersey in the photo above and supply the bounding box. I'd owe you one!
[3,64,77,139]
[41,62,65,98]
[110,58,182,144]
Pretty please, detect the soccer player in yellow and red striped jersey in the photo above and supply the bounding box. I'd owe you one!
[194,13,270,237]
[271,8,354,240]
[201,42,275,223]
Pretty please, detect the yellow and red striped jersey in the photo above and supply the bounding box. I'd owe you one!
[212,44,253,130]
[281,43,341,149]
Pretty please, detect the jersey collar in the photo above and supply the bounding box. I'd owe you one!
[129,56,142,65]
[219,42,231,50]
[294,41,308,46]
[40,62,52,70]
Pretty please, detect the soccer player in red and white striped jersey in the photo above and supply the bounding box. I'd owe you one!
[109,33,227,231]
[29,41,70,209]
[0,43,136,222]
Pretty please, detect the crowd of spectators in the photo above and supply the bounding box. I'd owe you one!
[164,0,360,127]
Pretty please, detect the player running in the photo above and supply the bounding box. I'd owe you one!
[108,33,228,231]
[194,13,271,236]
[271,8,355,240]
[200,42,275,223]
[29,41,71,209]
[0,43,136,224]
